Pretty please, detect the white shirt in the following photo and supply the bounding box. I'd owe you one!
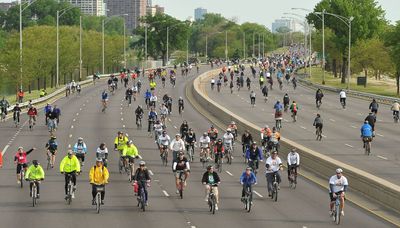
[170,139,185,151]
[199,136,210,148]
[266,72,271,78]
[96,147,108,159]
[265,156,282,174]
[223,133,234,145]
[154,123,163,133]
[211,79,215,84]
[150,95,158,102]
[287,152,300,166]
[158,135,171,146]
[339,91,346,98]
[160,107,169,115]
[132,86,138,92]
[329,175,348,193]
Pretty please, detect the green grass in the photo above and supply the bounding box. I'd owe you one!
[3,87,58,105]
[305,67,399,98]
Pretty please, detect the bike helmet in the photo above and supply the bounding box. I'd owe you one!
[100,143,106,148]
[231,121,236,125]
[246,167,252,171]
[78,137,83,141]
[18,146,23,150]
[291,148,297,153]
[175,133,181,137]
[32,160,39,166]
[118,131,123,135]
[203,132,208,136]
[139,161,146,166]
[252,141,257,145]
[51,136,57,139]
[217,138,222,142]
[127,140,133,145]
[162,130,167,134]
[67,150,73,155]
[336,168,343,174]
[96,158,103,163]
[364,120,369,124]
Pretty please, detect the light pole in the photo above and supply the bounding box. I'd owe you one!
[57,5,78,87]
[19,0,39,90]
[167,21,190,65]
[102,14,128,74]
[225,30,228,62]
[79,15,82,81]
[243,32,246,59]
[323,12,353,89]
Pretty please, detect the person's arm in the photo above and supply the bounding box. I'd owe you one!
[287,154,292,166]
[104,167,110,183]
[297,153,300,166]
[201,173,207,184]
[25,166,31,180]
[214,173,221,184]
[239,172,245,184]
[26,148,34,155]
[59,157,65,173]
[172,162,177,171]
[39,166,45,179]
[186,161,191,171]
[74,156,81,173]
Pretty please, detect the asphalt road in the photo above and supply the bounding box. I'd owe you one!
[204,68,400,186]
[0,66,394,228]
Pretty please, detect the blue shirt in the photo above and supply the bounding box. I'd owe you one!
[145,91,152,99]
[240,172,257,186]
[274,103,283,112]
[148,111,157,120]
[245,147,263,161]
[360,123,373,137]
[44,105,52,114]
[102,92,108,100]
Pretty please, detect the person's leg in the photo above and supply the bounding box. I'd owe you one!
[36,182,40,195]
[30,182,33,196]
[64,174,69,195]
[91,185,96,200]
[214,187,219,204]
[101,185,105,201]
[266,173,273,194]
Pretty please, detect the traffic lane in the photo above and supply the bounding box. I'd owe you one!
[0,78,192,228]
[204,72,400,184]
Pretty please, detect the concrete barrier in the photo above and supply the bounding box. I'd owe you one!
[190,68,400,214]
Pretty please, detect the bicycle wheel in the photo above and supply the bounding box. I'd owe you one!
[164,151,168,166]
[46,156,51,170]
[32,186,37,207]
[179,179,183,199]
[273,183,278,202]
[67,183,72,205]
[141,190,146,211]
[335,205,341,225]
[247,193,252,212]
[118,158,123,174]
[218,158,222,173]
[211,196,216,214]
[96,193,101,214]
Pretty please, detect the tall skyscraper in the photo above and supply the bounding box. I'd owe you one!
[194,7,207,21]
[67,0,106,16]
[271,19,292,33]
[106,0,147,33]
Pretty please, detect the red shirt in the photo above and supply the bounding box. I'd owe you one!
[28,108,37,116]
[18,91,24,98]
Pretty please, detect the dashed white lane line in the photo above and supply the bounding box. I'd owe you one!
[329,119,335,122]
[300,126,306,130]
[76,113,79,116]
[174,125,178,129]
[321,134,327,138]
[138,155,143,159]
[73,119,76,122]
[377,155,388,160]
[162,190,170,197]
[351,125,357,129]
[253,190,264,198]
[345,144,354,148]
[69,134,72,138]
[83,104,86,107]
[71,125,74,129]
[79,108,82,111]
[122,125,126,128]
[120,112,123,115]
[376,133,384,137]
[225,171,233,176]
[120,107,123,110]
[149,170,154,176]
[191,226,196,228]
[121,118,124,121]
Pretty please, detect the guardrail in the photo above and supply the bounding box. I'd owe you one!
[190,68,400,215]
[296,72,400,105]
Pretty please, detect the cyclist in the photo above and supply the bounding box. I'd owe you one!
[329,168,348,217]
[240,167,257,203]
[365,112,377,134]
[166,96,173,114]
[134,161,151,206]
[290,101,299,121]
[261,125,272,148]
[149,93,158,108]
[73,137,88,166]
[202,165,221,210]
[25,160,45,199]
[287,148,300,183]
[223,129,234,159]
[250,91,256,106]
[246,77,251,90]
[207,125,219,146]
[27,105,38,129]
[173,152,191,194]
[170,134,185,162]
[213,139,225,166]
[361,120,373,148]
[89,158,109,205]
[180,120,190,137]
[76,83,81,94]
[60,150,81,199]
[211,78,215,90]
[154,120,164,142]
[227,121,238,139]
[101,90,108,112]
[96,143,108,167]
[274,101,283,117]
[316,89,324,107]
[13,103,21,126]
[125,87,133,106]
[245,142,263,173]
[53,105,61,125]
[0,97,10,121]
[313,114,323,136]
[45,136,58,169]
[268,127,281,152]
[178,97,184,113]
[241,130,253,156]
[160,103,169,124]
[114,131,129,156]
[135,105,144,125]
[14,146,35,184]
[185,128,197,155]
[158,130,171,155]
[44,103,52,125]
[122,140,140,180]
[339,89,346,108]
[144,89,152,108]
[261,85,268,100]
[147,108,158,133]
[369,99,379,115]
[199,132,211,160]
[265,151,283,197]
[391,101,400,120]
[132,83,139,101]
[283,93,290,112]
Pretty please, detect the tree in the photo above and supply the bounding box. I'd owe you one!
[385,21,400,95]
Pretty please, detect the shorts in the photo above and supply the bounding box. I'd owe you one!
[174,170,187,178]
[363,136,372,142]
[315,123,323,130]
[76,153,85,160]
[329,191,344,202]
[127,156,135,164]
[16,163,28,174]
[48,149,57,155]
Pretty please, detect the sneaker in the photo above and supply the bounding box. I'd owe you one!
[215,204,219,211]
[145,202,149,206]
[65,195,68,200]
[72,193,75,199]
[92,200,96,205]
[17,180,21,185]
[81,162,85,166]
[204,197,208,202]
[277,185,280,190]
[240,197,245,203]
[268,192,272,197]
[101,200,104,205]
[329,210,334,216]
[341,210,344,216]
[36,194,40,199]
[176,190,179,194]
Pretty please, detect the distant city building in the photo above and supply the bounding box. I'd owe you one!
[106,0,147,32]
[194,7,207,21]
[147,4,164,16]
[271,19,292,33]
[67,0,106,16]
[0,2,16,11]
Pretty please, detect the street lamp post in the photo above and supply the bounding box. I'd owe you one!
[225,31,228,62]
[243,32,246,59]
[19,0,39,90]
[166,21,190,65]
[79,15,82,81]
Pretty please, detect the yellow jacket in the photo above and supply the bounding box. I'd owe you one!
[89,164,109,185]
[60,155,81,173]
[114,136,129,151]
[122,144,139,157]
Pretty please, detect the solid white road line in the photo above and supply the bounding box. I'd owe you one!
[225,171,233,176]
[138,155,143,159]
[329,119,335,122]
[345,144,354,148]
[376,133,384,137]
[300,126,307,130]
[162,190,170,197]
[377,155,388,160]
[253,190,263,198]
[2,145,10,155]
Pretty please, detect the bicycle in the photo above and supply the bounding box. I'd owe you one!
[332,194,343,225]
[242,185,253,212]
[160,145,168,166]
[200,148,209,168]
[275,119,282,131]
[176,170,185,199]
[28,116,35,130]
[291,111,297,122]
[65,173,75,205]
[101,101,107,113]
[179,105,184,116]
[136,182,148,211]
[363,137,371,156]
[288,165,297,189]
[316,126,322,141]
[14,111,20,127]
[46,152,52,170]
[393,112,399,123]
[270,172,279,202]
[340,99,346,109]
[118,154,129,174]
[186,143,195,162]
[94,184,104,214]
[136,115,143,129]
[224,144,233,165]
[248,160,258,176]
[47,119,56,135]
[20,167,25,188]
[207,184,218,214]
[316,100,322,109]
[29,180,40,207]
[216,152,223,173]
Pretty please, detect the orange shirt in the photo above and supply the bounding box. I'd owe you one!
[0,151,3,167]
[18,91,24,98]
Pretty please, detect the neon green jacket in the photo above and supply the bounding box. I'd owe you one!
[59,155,81,173]
[122,144,139,157]
[25,165,45,180]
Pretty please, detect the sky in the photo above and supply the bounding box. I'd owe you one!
[152,0,400,30]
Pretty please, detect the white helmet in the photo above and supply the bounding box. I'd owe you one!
[335,168,343,174]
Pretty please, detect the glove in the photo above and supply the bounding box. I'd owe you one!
[61,172,65,175]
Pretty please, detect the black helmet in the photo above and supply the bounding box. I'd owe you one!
[32,160,39,166]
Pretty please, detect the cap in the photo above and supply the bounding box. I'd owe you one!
[18,146,23,150]
[78,137,83,141]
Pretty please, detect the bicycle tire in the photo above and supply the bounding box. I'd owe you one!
[335,205,341,225]
[141,190,146,211]
[218,159,222,173]
[211,196,216,214]
[273,183,278,202]
[32,186,37,207]
[247,193,252,212]
[96,193,101,214]
[67,183,72,205]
